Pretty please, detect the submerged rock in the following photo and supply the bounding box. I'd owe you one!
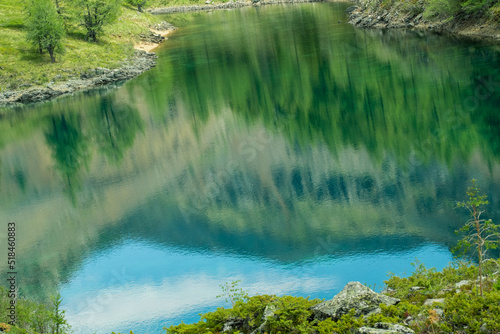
[310,281,400,321]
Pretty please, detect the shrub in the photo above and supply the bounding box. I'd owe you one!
[70,0,122,42]
[25,0,65,62]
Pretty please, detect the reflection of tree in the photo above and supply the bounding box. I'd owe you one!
[141,4,500,168]
[45,114,91,204]
[92,96,144,163]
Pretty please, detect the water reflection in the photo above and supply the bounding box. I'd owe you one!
[62,240,452,334]
[45,114,91,203]
[0,2,500,333]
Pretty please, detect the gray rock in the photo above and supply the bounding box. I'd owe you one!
[434,308,444,317]
[251,304,277,333]
[410,286,423,292]
[437,288,453,296]
[345,6,358,13]
[455,280,470,289]
[310,282,400,321]
[1,49,161,107]
[222,316,246,332]
[357,322,415,334]
[423,298,445,306]
[16,87,66,103]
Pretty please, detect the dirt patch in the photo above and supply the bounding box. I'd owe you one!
[134,23,178,52]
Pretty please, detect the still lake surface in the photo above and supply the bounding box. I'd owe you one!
[1,2,500,333]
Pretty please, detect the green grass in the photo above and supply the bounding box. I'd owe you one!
[0,0,163,92]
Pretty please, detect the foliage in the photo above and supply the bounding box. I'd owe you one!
[127,0,148,12]
[216,280,249,307]
[422,0,461,19]
[264,295,318,333]
[454,179,500,296]
[315,309,366,334]
[25,0,65,62]
[51,293,68,334]
[0,286,70,334]
[461,0,497,13]
[70,0,123,42]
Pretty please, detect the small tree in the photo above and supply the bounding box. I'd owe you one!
[216,280,249,307]
[51,293,68,334]
[73,0,122,42]
[26,0,65,62]
[454,179,500,296]
[127,0,148,12]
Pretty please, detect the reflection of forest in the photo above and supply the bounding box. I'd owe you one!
[1,2,500,300]
[151,3,500,164]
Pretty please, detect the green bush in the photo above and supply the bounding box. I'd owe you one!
[423,0,461,19]
[0,286,69,334]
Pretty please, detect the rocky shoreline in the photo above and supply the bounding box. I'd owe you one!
[149,0,323,15]
[188,277,497,334]
[0,22,177,108]
[2,1,499,108]
[347,0,500,42]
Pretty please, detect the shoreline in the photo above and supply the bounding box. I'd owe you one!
[149,0,324,15]
[0,23,177,109]
[347,0,500,42]
[2,0,499,109]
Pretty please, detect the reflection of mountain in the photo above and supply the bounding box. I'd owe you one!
[1,2,500,302]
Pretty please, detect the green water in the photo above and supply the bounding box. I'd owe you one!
[1,2,500,333]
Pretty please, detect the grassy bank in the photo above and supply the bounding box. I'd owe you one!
[0,0,163,92]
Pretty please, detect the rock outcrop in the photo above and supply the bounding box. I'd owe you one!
[357,322,415,334]
[310,281,400,321]
[347,1,500,41]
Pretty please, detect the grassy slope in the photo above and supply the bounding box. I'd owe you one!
[0,0,163,92]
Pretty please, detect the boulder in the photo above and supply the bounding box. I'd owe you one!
[455,280,470,289]
[222,316,246,332]
[251,304,277,333]
[310,282,400,321]
[345,6,358,13]
[357,322,414,334]
[423,298,445,306]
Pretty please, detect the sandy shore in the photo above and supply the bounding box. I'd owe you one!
[134,29,175,52]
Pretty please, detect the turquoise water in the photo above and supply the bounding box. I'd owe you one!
[1,2,500,333]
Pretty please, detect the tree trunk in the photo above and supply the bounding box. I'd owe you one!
[39,42,43,54]
[473,204,483,297]
[138,4,143,12]
[88,30,97,42]
[48,46,56,63]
